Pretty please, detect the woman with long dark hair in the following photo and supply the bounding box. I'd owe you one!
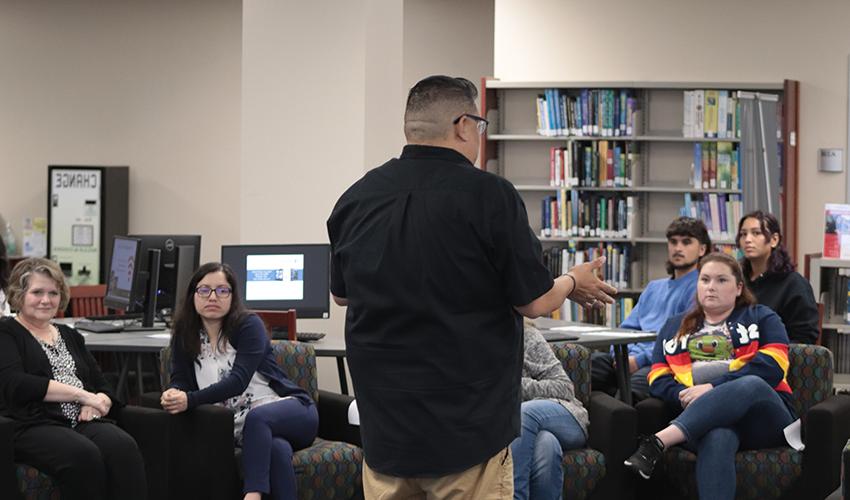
[624,253,795,499]
[160,262,317,500]
[737,210,819,344]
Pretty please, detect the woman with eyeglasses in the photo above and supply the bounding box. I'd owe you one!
[161,262,317,500]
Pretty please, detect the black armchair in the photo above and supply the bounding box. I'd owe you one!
[0,405,171,500]
[147,340,362,500]
[636,344,850,499]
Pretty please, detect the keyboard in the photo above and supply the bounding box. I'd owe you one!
[74,320,124,334]
[296,331,326,342]
[85,313,143,321]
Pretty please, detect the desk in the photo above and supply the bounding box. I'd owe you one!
[79,328,351,395]
[533,318,657,406]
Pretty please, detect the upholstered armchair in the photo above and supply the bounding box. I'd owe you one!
[151,340,362,500]
[550,342,638,500]
[636,344,850,499]
[0,405,171,500]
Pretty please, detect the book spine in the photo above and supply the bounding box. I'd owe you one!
[694,90,705,138]
[705,90,719,138]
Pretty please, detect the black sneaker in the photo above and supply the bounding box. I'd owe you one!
[624,435,664,479]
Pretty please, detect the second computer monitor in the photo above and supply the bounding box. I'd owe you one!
[129,234,201,311]
[221,244,330,319]
[104,236,142,311]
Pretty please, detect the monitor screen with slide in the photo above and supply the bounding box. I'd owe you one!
[221,244,330,319]
[104,236,142,310]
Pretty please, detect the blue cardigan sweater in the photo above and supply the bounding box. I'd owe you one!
[168,314,312,409]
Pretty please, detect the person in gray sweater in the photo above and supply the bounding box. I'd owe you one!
[511,326,589,500]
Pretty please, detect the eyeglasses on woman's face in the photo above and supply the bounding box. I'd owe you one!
[195,285,232,298]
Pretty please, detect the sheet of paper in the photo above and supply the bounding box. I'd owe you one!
[549,325,608,333]
[348,400,360,426]
[783,418,804,451]
[146,333,171,339]
[582,331,650,337]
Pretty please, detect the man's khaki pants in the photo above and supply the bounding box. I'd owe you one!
[362,447,514,500]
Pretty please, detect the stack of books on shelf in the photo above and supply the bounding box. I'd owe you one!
[826,326,850,374]
[542,192,637,239]
[536,89,638,137]
[691,142,740,189]
[542,243,634,289]
[680,193,742,242]
[543,243,636,327]
[549,142,639,187]
[555,295,635,327]
[682,90,740,139]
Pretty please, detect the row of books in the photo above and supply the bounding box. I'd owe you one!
[549,142,639,188]
[826,332,850,374]
[818,266,850,373]
[552,297,636,327]
[691,142,740,190]
[542,192,638,239]
[682,90,741,139]
[542,243,635,289]
[536,89,638,137]
[679,193,743,242]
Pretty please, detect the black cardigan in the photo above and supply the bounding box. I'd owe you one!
[0,317,120,433]
[746,270,820,345]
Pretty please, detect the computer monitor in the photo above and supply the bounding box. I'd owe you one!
[103,235,161,328]
[221,244,330,319]
[129,234,201,312]
[104,236,142,311]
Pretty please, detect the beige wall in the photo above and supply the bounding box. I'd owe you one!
[403,0,495,98]
[494,0,850,264]
[0,0,242,264]
[242,0,492,390]
[0,0,493,391]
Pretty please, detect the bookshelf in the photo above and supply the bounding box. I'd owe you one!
[807,255,850,385]
[480,79,800,326]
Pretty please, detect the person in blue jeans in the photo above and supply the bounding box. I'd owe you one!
[511,324,589,500]
[624,253,796,500]
[161,262,318,500]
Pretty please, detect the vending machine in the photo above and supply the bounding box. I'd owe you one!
[47,166,128,286]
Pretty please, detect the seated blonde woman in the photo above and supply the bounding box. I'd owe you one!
[0,258,146,499]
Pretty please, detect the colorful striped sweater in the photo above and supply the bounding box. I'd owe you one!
[647,304,795,416]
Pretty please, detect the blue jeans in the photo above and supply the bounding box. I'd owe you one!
[671,375,795,500]
[241,398,318,500]
[511,399,587,500]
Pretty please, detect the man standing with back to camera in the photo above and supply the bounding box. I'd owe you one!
[327,75,617,499]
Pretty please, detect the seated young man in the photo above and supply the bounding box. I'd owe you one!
[591,217,711,402]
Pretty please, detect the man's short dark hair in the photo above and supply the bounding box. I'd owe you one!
[666,216,712,248]
[404,76,478,141]
[406,76,478,115]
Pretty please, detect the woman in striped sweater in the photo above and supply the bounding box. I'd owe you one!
[624,252,795,500]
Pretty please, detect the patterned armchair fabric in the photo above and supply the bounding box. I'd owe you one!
[160,340,362,500]
[641,343,850,500]
[15,466,58,500]
[550,342,635,500]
